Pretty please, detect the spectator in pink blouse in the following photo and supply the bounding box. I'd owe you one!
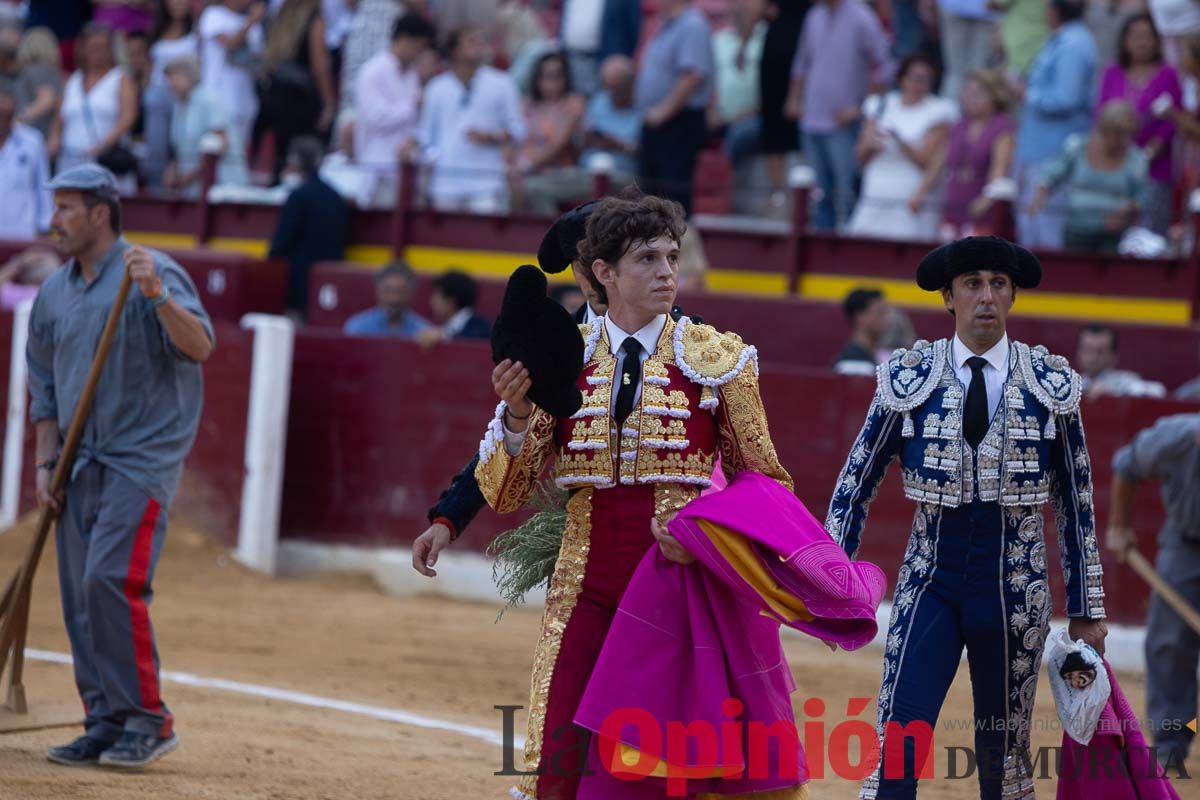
[1098,13,1181,234]
[940,68,1015,239]
[513,50,587,213]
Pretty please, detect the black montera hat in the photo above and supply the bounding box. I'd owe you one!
[916,236,1042,291]
[536,201,597,274]
[491,265,584,418]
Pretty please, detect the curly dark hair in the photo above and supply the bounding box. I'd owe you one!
[578,192,687,305]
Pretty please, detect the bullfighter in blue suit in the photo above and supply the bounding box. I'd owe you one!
[825,237,1109,800]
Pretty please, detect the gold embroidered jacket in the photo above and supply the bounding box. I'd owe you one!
[474,316,793,521]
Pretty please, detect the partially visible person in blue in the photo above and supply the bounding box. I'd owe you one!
[27,164,214,770]
[825,236,1108,800]
[342,262,431,338]
[1015,0,1098,249]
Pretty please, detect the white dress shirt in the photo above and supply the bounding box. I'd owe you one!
[951,334,1010,423]
[604,313,667,416]
[503,313,667,454]
[562,0,605,52]
[417,66,526,210]
[354,50,421,171]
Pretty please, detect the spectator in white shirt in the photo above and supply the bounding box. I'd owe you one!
[353,13,435,208]
[417,25,526,212]
[163,55,249,196]
[337,0,404,115]
[0,82,51,239]
[198,0,266,153]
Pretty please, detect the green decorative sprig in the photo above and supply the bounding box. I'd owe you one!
[487,481,568,620]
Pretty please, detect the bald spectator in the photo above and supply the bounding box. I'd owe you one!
[635,0,715,215]
[581,55,641,177]
[1076,324,1167,398]
[343,263,433,338]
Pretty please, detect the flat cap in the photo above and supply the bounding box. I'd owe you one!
[47,163,121,200]
[536,200,597,274]
[916,235,1042,291]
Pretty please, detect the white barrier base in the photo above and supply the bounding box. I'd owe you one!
[276,539,1160,674]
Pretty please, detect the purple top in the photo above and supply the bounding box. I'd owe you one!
[943,113,1015,227]
[1097,62,1182,184]
[790,0,894,133]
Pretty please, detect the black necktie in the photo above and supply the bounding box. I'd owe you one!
[964,356,989,449]
[614,337,643,425]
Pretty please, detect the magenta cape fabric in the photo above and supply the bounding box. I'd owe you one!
[1057,661,1182,800]
[573,471,887,796]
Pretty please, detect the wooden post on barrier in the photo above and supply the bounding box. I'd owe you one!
[589,153,614,200]
[983,177,1018,242]
[195,134,221,247]
[786,164,814,296]
[1189,188,1200,323]
[391,159,417,261]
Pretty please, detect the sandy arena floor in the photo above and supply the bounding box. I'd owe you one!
[0,514,1195,800]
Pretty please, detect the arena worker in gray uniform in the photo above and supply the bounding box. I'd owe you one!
[26,164,214,769]
[1107,412,1200,775]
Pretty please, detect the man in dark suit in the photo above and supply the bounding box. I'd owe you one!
[268,137,348,318]
[419,270,493,345]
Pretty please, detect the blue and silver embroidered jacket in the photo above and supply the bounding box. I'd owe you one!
[825,338,1106,619]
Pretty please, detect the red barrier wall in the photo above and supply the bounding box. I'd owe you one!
[0,293,1184,624]
[306,264,1200,391]
[0,316,252,549]
[280,336,1189,625]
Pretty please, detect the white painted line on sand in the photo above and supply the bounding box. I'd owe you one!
[25,649,524,750]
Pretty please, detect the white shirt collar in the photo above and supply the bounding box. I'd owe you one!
[584,303,601,324]
[443,307,473,336]
[952,333,1010,373]
[605,313,667,358]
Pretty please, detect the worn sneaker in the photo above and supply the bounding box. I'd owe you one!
[47,735,112,766]
[97,730,179,769]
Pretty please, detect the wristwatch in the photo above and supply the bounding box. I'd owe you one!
[151,285,171,308]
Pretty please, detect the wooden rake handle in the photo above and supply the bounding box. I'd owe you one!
[0,264,135,697]
[1126,548,1200,636]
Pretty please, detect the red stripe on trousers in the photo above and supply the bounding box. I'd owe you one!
[124,498,166,731]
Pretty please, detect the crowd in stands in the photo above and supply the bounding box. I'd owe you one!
[2,0,1200,255]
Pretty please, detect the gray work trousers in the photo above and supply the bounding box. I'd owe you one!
[55,462,172,741]
[1145,542,1200,761]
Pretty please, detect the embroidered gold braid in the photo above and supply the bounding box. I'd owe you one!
[517,488,594,798]
[654,483,701,525]
[475,407,557,513]
[716,362,794,491]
